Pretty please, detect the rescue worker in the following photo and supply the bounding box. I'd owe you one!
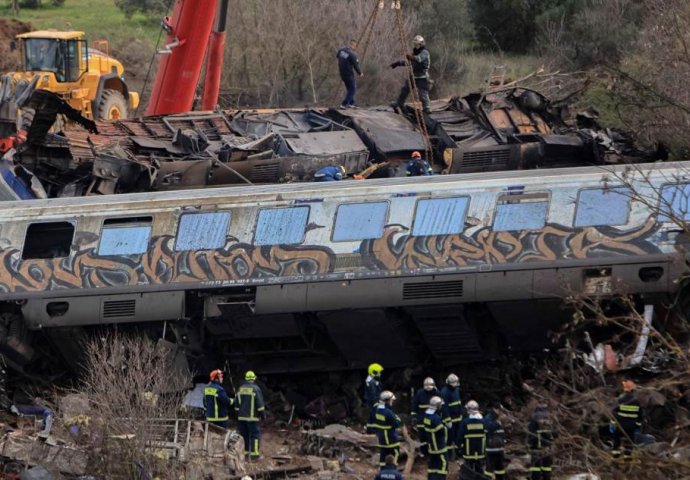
[484,404,506,480]
[440,373,462,458]
[203,369,232,428]
[375,454,404,480]
[412,377,439,455]
[405,151,432,177]
[458,400,486,474]
[527,404,554,480]
[610,379,643,459]
[11,403,53,436]
[423,396,448,480]
[235,370,266,460]
[364,363,384,410]
[314,165,346,182]
[367,391,401,468]
[390,35,431,114]
[336,39,364,109]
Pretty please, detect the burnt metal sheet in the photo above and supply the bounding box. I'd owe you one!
[230,110,345,138]
[330,108,426,156]
[283,130,367,156]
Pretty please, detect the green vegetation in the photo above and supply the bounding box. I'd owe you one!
[1,0,160,49]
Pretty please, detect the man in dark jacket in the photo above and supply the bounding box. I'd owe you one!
[337,39,364,109]
[527,404,554,480]
[235,370,265,460]
[458,400,486,474]
[367,391,402,468]
[364,363,384,410]
[204,369,232,428]
[375,454,403,480]
[610,379,643,459]
[484,404,506,480]
[313,165,345,182]
[423,396,448,480]
[440,373,462,457]
[412,377,439,455]
[390,35,431,113]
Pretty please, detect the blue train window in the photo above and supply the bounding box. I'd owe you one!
[575,188,632,227]
[659,183,690,222]
[175,212,231,251]
[493,194,549,231]
[333,202,388,241]
[412,197,469,236]
[254,206,309,245]
[98,217,152,256]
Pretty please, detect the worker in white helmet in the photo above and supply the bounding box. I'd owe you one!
[389,34,431,113]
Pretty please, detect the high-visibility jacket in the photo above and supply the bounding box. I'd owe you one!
[234,381,265,422]
[423,410,448,454]
[613,392,642,431]
[484,411,505,453]
[440,384,463,424]
[459,415,486,460]
[411,387,439,422]
[367,403,401,448]
[527,417,553,450]
[204,381,232,422]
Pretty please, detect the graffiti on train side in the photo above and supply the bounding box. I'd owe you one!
[0,236,336,292]
[360,217,663,271]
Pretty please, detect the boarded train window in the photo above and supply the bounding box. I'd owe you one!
[412,197,469,236]
[575,188,632,227]
[493,192,549,232]
[98,217,152,256]
[22,221,74,260]
[659,183,690,222]
[175,212,231,251]
[333,202,388,241]
[254,206,309,245]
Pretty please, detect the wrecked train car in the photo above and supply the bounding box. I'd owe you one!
[0,87,660,199]
[0,161,687,374]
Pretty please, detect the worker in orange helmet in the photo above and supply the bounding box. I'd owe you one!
[204,369,232,428]
[406,151,432,176]
[610,379,643,459]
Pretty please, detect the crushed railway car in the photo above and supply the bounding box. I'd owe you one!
[0,87,661,200]
[0,162,687,373]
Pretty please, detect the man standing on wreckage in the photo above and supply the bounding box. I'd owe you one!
[390,35,431,114]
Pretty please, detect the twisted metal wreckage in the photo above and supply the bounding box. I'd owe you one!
[0,84,661,200]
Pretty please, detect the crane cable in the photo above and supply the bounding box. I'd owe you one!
[392,1,433,162]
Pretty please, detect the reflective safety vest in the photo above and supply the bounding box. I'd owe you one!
[234,382,265,422]
[367,404,401,448]
[440,385,462,424]
[614,392,642,430]
[204,381,231,422]
[423,411,448,455]
[527,418,553,450]
[459,417,486,460]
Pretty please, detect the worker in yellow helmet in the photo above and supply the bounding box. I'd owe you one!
[364,363,384,410]
[234,370,265,460]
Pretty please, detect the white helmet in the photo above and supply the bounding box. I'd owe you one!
[446,373,459,387]
[423,377,436,391]
[380,390,396,402]
[430,396,443,409]
[466,400,479,413]
[413,35,424,45]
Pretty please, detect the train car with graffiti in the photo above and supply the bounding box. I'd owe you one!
[0,161,688,373]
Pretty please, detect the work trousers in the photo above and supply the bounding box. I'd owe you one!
[416,425,429,455]
[463,458,485,474]
[485,450,506,479]
[396,77,430,112]
[238,420,260,458]
[446,422,459,454]
[208,419,228,429]
[379,445,400,468]
[612,425,636,458]
[341,76,357,107]
[427,452,448,480]
[529,452,552,480]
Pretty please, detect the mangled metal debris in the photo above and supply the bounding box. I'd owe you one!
[0,87,664,199]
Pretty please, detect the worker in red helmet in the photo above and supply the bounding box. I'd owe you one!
[204,369,232,428]
[610,379,643,459]
[406,151,432,177]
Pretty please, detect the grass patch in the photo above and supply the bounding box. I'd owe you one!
[0,0,160,50]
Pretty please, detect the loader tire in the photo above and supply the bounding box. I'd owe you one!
[96,89,128,120]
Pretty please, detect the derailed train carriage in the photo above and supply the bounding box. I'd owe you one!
[0,161,687,374]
